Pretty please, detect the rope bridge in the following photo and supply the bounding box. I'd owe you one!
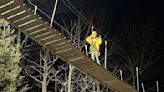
[0,0,138,92]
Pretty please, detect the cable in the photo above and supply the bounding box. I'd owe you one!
[65,0,92,26]
[61,0,91,26]
[62,0,109,40]
[26,0,74,39]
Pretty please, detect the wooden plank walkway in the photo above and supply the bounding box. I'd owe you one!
[0,0,138,92]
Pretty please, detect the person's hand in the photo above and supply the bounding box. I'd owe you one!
[91,25,94,30]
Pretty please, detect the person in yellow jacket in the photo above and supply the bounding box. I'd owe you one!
[86,26,102,65]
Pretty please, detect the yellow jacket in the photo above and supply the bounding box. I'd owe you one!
[86,35,102,51]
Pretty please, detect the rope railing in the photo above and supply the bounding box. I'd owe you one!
[23,0,75,41]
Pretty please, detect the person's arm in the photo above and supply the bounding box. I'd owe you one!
[97,35,102,45]
[86,35,92,44]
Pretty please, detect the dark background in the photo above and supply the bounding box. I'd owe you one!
[30,0,164,91]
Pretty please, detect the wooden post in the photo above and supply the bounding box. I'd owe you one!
[85,45,88,56]
[156,81,159,92]
[141,83,145,92]
[104,41,107,69]
[34,5,37,15]
[119,70,123,80]
[50,0,59,27]
[136,67,139,91]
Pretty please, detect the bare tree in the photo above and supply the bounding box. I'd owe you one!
[108,17,163,91]
[23,48,58,92]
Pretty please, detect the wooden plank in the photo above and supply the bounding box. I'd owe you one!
[26,26,47,34]
[30,29,50,38]
[52,40,70,48]
[44,39,63,46]
[39,35,59,42]
[106,80,130,91]
[14,14,36,25]
[70,57,89,65]
[53,41,68,48]
[33,31,58,41]
[55,44,72,52]
[0,0,14,9]
[80,65,102,74]
[8,11,31,22]
[0,1,19,13]
[24,24,44,32]
[67,56,85,62]
[19,19,41,30]
[63,51,80,59]
[56,48,73,54]
[1,7,25,18]
[39,35,62,45]
[58,48,77,56]
[7,10,27,20]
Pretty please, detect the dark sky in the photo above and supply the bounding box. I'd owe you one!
[111,0,163,22]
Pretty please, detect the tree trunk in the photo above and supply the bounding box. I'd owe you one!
[92,81,96,92]
[68,65,73,92]
[96,81,100,92]
[42,77,47,92]
[42,51,48,92]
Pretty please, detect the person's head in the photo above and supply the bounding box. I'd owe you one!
[91,31,97,38]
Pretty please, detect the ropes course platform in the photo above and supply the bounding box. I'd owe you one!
[0,0,138,92]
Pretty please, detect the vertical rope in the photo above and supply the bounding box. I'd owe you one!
[136,67,139,91]
[119,70,123,80]
[141,83,145,92]
[50,0,59,27]
[104,40,107,69]
[156,81,159,92]
[85,45,88,56]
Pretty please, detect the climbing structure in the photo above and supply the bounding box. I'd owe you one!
[0,0,138,92]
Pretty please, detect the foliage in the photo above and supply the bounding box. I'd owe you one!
[0,19,28,92]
